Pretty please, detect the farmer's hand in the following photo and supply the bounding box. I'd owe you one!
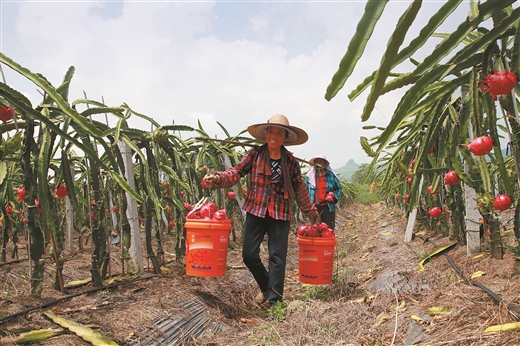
[203,174,220,188]
[307,210,320,225]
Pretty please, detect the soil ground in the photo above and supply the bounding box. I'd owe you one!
[1,202,520,346]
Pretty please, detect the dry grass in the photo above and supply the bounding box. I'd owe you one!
[1,202,520,345]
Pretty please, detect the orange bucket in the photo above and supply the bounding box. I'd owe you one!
[185,219,232,277]
[297,236,336,284]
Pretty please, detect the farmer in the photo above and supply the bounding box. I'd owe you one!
[305,154,342,230]
[202,114,320,307]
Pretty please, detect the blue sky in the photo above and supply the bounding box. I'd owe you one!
[1,0,473,169]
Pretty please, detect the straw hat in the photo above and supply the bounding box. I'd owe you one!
[309,154,329,167]
[247,114,308,146]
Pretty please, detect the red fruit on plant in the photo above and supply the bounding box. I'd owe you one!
[444,170,461,186]
[54,184,68,199]
[22,218,28,224]
[226,191,236,199]
[478,69,518,101]
[428,207,442,218]
[113,206,119,213]
[408,167,414,173]
[407,177,413,184]
[17,211,22,216]
[180,190,185,197]
[429,147,435,154]
[168,221,174,227]
[138,216,143,222]
[169,215,174,220]
[200,180,208,189]
[15,186,26,202]
[105,209,109,213]
[493,194,512,212]
[444,207,450,220]
[427,185,438,194]
[5,205,13,214]
[0,105,14,123]
[183,202,193,211]
[411,159,416,165]
[464,136,494,156]
[404,194,410,202]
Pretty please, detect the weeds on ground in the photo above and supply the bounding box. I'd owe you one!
[268,301,288,322]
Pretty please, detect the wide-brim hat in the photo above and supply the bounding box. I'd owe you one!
[247,114,308,146]
[309,154,329,167]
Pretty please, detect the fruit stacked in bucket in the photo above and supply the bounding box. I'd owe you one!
[184,197,230,222]
[297,222,335,238]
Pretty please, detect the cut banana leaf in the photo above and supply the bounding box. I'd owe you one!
[417,243,457,272]
[44,311,119,346]
[427,306,453,316]
[14,328,65,344]
[484,321,520,334]
[160,266,172,275]
[380,231,395,236]
[107,272,139,285]
[410,314,425,325]
[64,277,92,288]
[376,314,388,324]
[470,270,485,279]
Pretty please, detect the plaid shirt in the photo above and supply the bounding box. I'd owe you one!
[305,169,343,212]
[215,145,316,221]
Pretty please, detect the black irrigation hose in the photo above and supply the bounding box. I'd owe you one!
[0,274,161,325]
[417,235,520,316]
[0,255,56,267]
[0,258,29,266]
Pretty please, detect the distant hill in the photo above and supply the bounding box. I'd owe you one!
[333,159,360,182]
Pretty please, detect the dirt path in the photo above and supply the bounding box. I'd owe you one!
[1,202,520,345]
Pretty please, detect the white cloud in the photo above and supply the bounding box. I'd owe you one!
[250,12,269,34]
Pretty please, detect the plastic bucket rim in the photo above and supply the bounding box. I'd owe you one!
[297,236,337,245]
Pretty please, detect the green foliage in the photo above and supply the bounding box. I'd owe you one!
[354,184,381,205]
[268,300,288,322]
[326,1,520,256]
[0,52,254,293]
[350,163,383,184]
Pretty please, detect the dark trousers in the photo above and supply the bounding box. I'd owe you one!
[242,212,290,307]
[317,204,336,230]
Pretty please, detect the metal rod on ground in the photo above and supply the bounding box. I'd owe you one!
[194,136,322,168]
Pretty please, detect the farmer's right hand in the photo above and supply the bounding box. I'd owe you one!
[203,174,219,188]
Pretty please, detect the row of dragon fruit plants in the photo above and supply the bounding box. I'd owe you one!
[324,0,520,258]
[0,53,253,296]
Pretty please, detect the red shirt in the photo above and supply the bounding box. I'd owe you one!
[215,145,316,221]
[315,174,327,203]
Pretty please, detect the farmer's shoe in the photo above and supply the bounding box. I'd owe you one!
[255,291,268,304]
